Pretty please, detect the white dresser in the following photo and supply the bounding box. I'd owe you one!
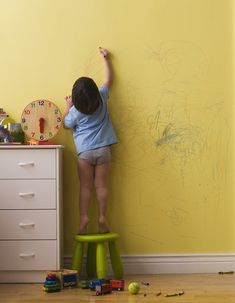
[0,145,63,283]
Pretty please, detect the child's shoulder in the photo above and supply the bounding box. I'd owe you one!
[99,84,108,92]
[99,84,109,100]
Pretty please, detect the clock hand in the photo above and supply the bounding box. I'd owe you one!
[39,117,44,133]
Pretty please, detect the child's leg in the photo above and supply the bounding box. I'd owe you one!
[77,159,95,234]
[94,162,111,233]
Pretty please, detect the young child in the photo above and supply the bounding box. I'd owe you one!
[63,47,117,234]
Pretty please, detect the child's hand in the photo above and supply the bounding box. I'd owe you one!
[65,95,73,108]
[99,47,108,59]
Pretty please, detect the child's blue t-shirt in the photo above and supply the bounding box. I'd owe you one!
[64,85,117,154]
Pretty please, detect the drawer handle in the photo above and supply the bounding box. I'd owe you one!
[19,192,35,197]
[19,222,35,228]
[19,253,35,258]
[18,162,35,167]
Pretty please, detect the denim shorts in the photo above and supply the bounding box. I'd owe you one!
[78,146,111,165]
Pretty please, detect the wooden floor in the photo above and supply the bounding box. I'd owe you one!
[0,274,235,303]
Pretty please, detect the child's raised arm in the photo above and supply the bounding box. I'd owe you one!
[99,47,113,89]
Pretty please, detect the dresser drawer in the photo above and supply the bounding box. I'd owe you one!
[0,210,56,239]
[0,149,56,179]
[0,240,57,270]
[0,179,56,209]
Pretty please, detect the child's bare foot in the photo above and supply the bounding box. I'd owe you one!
[98,217,110,234]
[99,223,110,234]
[78,217,89,235]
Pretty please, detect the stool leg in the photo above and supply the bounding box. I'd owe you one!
[86,243,97,278]
[109,241,124,279]
[96,242,108,279]
[71,242,84,271]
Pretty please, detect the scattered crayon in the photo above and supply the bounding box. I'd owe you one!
[165,290,184,297]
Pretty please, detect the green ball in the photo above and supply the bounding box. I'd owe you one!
[128,282,140,294]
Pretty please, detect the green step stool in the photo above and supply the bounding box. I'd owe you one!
[71,232,123,279]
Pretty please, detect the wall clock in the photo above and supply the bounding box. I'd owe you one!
[21,100,62,144]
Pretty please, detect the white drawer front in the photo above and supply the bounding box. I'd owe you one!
[0,149,56,179]
[0,240,57,270]
[0,179,56,209]
[0,210,56,239]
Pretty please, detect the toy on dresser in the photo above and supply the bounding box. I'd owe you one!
[0,108,13,143]
[0,108,25,144]
[21,100,62,145]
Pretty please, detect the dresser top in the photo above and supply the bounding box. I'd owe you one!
[0,144,63,150]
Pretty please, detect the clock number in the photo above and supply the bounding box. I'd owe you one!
[21,118,26,123]
[24,110,30,115]
[55,125,59,129]
[40,135,44,140]
[31,103,36,108]
[57,117,61,122]
[54,109,59,114]
[38,100,44,106]
[23,125,28,131]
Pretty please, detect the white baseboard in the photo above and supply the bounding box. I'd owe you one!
[64,253,235,275]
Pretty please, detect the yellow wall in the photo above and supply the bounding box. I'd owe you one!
[0,0,234,255]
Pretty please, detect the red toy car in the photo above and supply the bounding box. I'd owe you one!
[95,283,112,295]
[111,279,125,291]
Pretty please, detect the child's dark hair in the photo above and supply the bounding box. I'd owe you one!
[72,77,102,115]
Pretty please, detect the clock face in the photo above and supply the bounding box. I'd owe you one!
[21,100,62,141]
